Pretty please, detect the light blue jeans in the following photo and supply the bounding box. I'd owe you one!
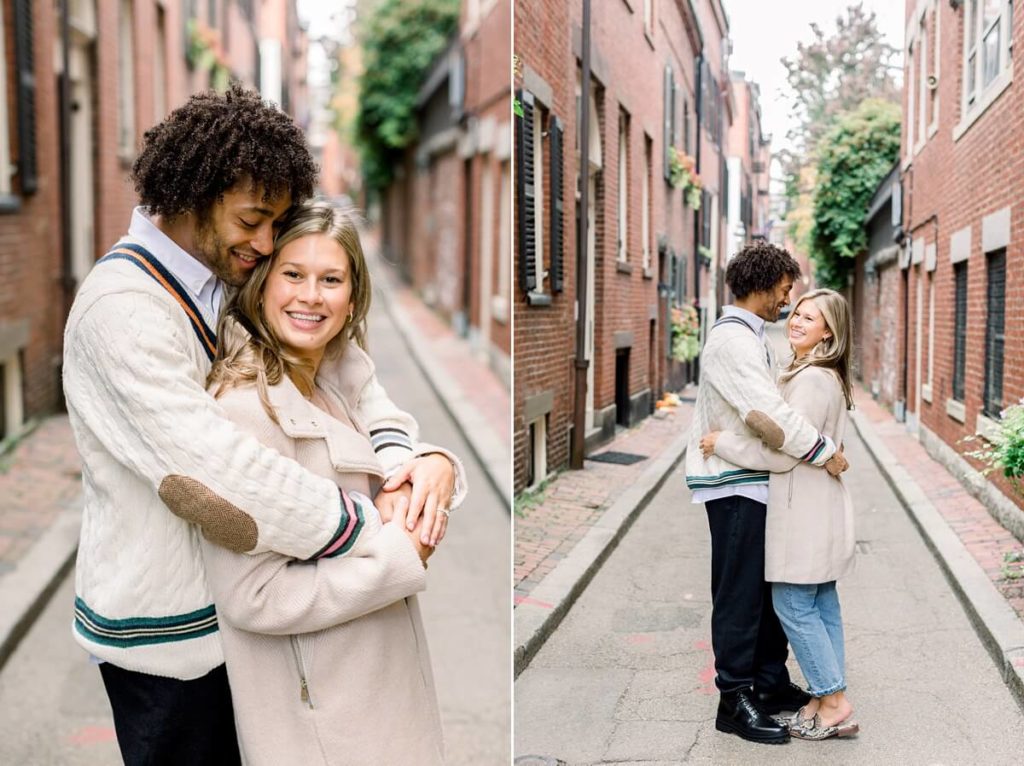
[771,581,846,697]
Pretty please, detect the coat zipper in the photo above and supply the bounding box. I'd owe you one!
[290,636,314,709]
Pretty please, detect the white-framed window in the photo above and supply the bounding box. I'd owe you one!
[0,2,11,195]
[532,104,547,292]
[617,109,629,263]
[643,0,654,39]
[642,135,651,272]
[930,3,941,130]
[959,0,1014,134]
[118,0,136,155]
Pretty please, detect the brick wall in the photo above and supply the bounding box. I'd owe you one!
[900,0,1023,508]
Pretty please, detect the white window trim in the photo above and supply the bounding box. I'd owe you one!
[533,107,547,293]
[118,0,137,157]
[617,114,628,264]
[641,138,651,272]
[916,14,928,153]
[493,161,511,324]
[905,40,916,167]
[955,0,1014,142]
[929,1,941,136]
[0,3,12,195]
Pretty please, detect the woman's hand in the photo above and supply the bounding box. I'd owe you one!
[386,492,434,566]
[380,454,456,547]
[700,431,721,459]
[374,482,412,524]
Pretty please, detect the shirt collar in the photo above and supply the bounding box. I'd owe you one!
[126,207,219,299]
[722,305,766,338]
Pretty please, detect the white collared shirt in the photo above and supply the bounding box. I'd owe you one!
[126,207,224,326]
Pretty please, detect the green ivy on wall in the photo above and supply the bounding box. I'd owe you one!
[810,99,900,289]
[355,0,460,191]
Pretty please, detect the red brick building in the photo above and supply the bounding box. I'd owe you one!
[890,0,1023,514]
[0,0,307,443]
[378,1,512,383]
[513,0,733,493]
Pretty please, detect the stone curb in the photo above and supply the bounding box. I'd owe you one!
[850,410,1024,708]
[514,425,690,678]
[371,279,511,508]
[0,502,81,671]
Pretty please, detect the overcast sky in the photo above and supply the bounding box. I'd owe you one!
[724,0,905,155]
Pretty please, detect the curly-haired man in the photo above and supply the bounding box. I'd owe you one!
[684,242,848,745]
[63,85,460,764]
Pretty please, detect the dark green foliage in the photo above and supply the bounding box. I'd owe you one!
[355,0,460,190]
[810,99,900,289]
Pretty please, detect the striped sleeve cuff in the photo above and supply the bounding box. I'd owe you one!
[310,489,367,560]
[800,434,834,465]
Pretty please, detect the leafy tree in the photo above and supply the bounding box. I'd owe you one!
[355,0,459,190]
[810,99,900,289]
[781,2,900,158]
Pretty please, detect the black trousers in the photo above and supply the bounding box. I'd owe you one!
[705,494,791,694]
[99,662,241,766]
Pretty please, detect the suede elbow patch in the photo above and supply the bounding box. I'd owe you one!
[159,475,258,553]
[744,411,785,449]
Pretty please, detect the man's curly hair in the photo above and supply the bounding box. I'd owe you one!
[131,83,318,220]
[725,241,802,299]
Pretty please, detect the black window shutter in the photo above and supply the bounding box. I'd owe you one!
[953,262,967,401]
[984,250,1006,417]
[663,66,673,181]
[13,0,37,195]
[516,90,537,294]
[549,116,564,293]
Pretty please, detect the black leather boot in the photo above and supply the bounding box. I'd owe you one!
[715,688,789,744]
[752,681,813,715]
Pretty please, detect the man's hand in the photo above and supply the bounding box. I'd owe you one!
[699,431,721,459]
[824,448,849,477]
[374,482,412,524]
[387,492,434,566]
[381,454,455,547]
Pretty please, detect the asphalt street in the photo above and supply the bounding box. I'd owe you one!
[0,284,511,765]
[515,427,1024,765]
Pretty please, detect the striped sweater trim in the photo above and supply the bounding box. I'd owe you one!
[686,468,770,490]
[800,434,827,463]
[310,491,366,560]
[99,243,218,361]
[369,427,412,453]
[74,597,218,648]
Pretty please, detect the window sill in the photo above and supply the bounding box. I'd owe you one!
[526,291,552,307]
[642,266,654,280]
[976,413,1002,444]
[491,295,509,324]
[922,383,933,404]
[616,261,633,275]
[946,398,966,423]
[954,63,1013,142]
[0,195,21,214]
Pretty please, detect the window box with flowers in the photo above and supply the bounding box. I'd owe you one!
[670,304,701,362]
[668,147,702,210]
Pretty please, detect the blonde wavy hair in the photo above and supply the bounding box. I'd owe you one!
[781,288,854,410]
[208,200,372,418]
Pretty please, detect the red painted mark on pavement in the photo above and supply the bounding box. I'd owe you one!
[1013,657,1024,668]
[693,639,709,650]
[514,595,554,609]
[696,637,717,694]
[627,634,654,645]
[67,727,117,745]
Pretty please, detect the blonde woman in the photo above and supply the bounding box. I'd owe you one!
[700,288,859,741]
[199,201,464,764]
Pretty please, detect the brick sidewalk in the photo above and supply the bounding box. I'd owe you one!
[0,417,82,576]
[514,396,694,604]
[855,388,1024,620]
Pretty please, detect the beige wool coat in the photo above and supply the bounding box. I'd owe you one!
[714,365,855,584]
[201,344,444,764]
